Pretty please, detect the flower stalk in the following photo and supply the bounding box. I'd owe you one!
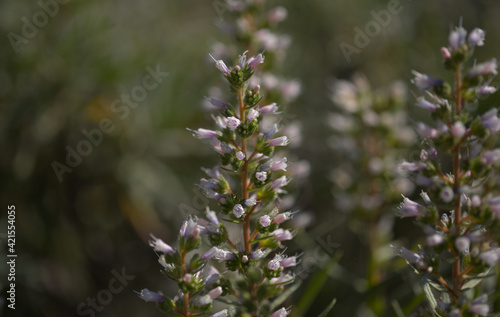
[398,24,500,316]
[136,2,300,316]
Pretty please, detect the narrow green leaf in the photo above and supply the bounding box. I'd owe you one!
[295,251,342,315]
[391,300,405,317]
[317,298,337,317]
[462,268,492,290]
[269,280,302,311]
[423,282,442,317]
[426,280,447,292]
[401,293,426,316]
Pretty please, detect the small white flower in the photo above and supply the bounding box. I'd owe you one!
[247,108,260,121]
[259,215,272,227]
[451,121,466,139]
[227,116,241,131]
[468,28,485,46]
[440,187,454,203]
[233,204,245,218]
[455,236,470,253]
[149,234,175,254]
[256,171,268,182]
[236,151,245,160]
[135,289,164,302]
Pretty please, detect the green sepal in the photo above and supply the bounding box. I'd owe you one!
[180,235,201,253]
[188,253,206,273]
[194,297,213,312]
[257,187,277,205]
[256,284,281,301]
[156,297,175,313]
[246,267,263,284]
[208,224,228,246]
[179,274,204,294]
[251,170,271,189]
[469,116,486,138]
[244,89,263,107]
[256,137,274,156]
[217,175,231,194]
[264,266,283,279]
[220,194,239,215]
[433,82,452,99]
[259,236,280,250]
[257,221,278,234]
[226,257,241,271]
[221,153,232,166]
[237,120,259,139]
[231,157,245,171]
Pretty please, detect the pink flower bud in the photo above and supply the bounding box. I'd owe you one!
[441,47,451,59]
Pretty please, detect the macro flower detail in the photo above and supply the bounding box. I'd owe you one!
[138,3,303,316]
[259,215,272,227]
[272,228,294,241]
[247,53,265,68]
[395,247,422,264]
[416,97,437,111]
[396,24,500,316]
[280,255,298,268]
[439,186,454,203]
[267,256,282,270]
[236,151,245,160]
[135,289,164,303]
[271,307,290,317]
[227,116,241,131]
[449,26,467,51]
[260,102,279,114]
[188,128,220,139]
[206,97,227,109]
[210,54,230,75]
[468,59,498,77]
[269,136,290,147]
[455,236,470,253]
[255,171,268,181]
[233,204,245,218]
[468,28,485,46]
[397,196,424,218]
[469,295,489,316]
[411,71,443,91]
[149,234,175,254]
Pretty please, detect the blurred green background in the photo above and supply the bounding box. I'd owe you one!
[2,0,500,316]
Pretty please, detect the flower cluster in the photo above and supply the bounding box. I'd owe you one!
[328,74,416,315]
[137,5,299,313]
[396,25,499,316]
[205,1,308,215]
[207,2,301,114]
[329,74,416,214]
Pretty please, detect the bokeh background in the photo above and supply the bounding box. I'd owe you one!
[2,0,500,316]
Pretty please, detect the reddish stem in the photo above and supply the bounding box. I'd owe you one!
[451,65,463,301]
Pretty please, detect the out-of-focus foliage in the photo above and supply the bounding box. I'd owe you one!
[328,73,417,316]
[2,0,500,316]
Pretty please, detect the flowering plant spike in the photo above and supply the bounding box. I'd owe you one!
[397,24,499,316]
[329,74,416,315]
[137,2,299,317]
